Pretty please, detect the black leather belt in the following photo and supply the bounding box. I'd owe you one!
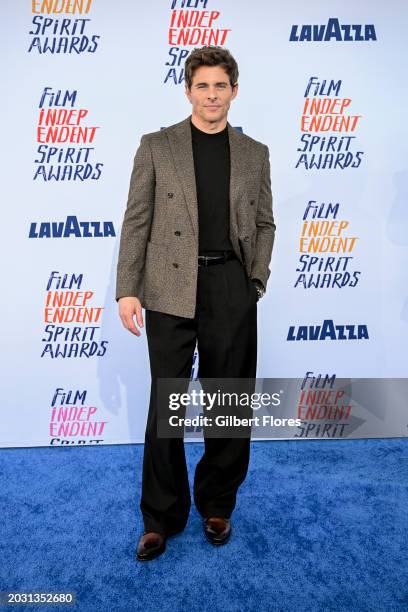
[198,251,238,267]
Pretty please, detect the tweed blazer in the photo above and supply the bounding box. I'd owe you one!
[115,114,276,319]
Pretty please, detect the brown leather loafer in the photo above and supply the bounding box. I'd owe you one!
[203,517,231,546]
[136,531,166,561]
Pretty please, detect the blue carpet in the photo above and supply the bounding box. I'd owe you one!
[0,438,407,612]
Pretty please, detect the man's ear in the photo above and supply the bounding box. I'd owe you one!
[185,86,192,103]
[231,83,239,99]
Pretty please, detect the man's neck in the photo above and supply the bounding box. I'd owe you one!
[190,113,228,134]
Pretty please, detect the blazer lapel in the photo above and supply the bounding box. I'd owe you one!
[166,116,199,237]
[227,120,250,258]
[166,115,248,243]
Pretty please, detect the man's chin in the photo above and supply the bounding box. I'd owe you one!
[203,111,225,122]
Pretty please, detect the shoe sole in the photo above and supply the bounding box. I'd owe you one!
[136,541,166,561]
[204,530,231,546]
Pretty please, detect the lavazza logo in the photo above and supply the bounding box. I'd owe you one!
[287,319,369,341]
[289,17,377,42]
[28,215,116,238]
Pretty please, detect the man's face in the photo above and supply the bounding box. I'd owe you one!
[185,65,238,125]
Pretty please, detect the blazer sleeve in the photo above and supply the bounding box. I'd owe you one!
[115,135,155,302]
[250,144,276,290]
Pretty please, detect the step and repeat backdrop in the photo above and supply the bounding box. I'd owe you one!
[2,1,407,447]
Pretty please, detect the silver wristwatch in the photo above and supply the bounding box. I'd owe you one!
[251,279,265,300]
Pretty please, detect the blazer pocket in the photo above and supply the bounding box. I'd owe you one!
[143,240,168,300]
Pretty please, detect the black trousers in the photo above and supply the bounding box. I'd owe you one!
[141,255,258,535]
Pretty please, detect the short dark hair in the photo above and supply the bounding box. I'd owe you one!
[184,45,239,90]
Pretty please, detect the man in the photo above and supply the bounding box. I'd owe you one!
[116,46,276,561]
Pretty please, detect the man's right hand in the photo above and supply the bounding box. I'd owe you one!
[118,296,144,337]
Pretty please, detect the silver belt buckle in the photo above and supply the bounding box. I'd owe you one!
[198,253,225,266]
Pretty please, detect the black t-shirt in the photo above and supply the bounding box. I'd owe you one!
[190,118,234,254]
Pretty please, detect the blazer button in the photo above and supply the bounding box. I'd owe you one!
[250,200,255,206]
[172,262,179,268]
[167,192,174,199]
[174,230,181,236]
[243,235,250,242]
